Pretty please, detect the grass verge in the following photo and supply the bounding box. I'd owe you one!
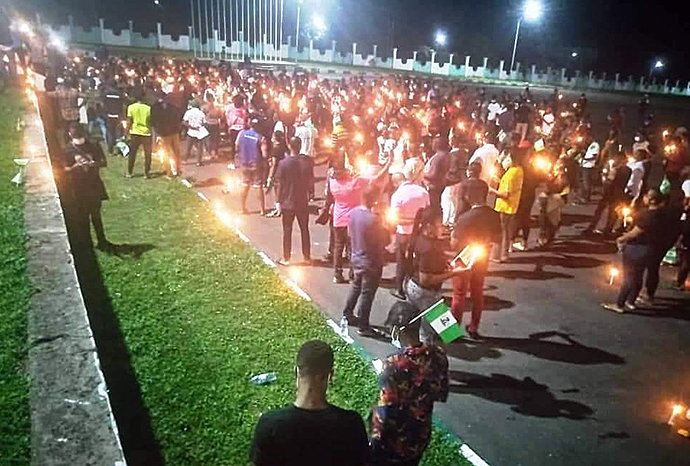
[0,93,31,464]
[95,154,469,465]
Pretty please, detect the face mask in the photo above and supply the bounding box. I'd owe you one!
[72,138,86,145]
[391,326,402,349]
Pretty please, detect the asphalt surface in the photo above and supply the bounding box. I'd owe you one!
[173,86,690,466]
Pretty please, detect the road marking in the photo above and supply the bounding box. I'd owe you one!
[257,251,276,267]
[284,278,312,301]
[461,444,491,466]
[235,227,250,243]
[326,318,354,344]
[197,192,209,202]
[181,179,193,188]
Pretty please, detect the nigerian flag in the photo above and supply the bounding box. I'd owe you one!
[423,299,464,343]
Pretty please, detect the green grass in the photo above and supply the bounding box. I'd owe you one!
[95,154,469,465]
[0,93,31,464]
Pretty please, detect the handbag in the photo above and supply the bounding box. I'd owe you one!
[316,177,333,225]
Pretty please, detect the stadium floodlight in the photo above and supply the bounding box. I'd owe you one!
[312,13,326,35]
[571,51,578,58]
[655,60,664,69]
[435,31,447,47]
[510,0,544,72]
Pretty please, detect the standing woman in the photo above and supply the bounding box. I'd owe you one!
[203,91,223,160]
[225,94,248,169]
[490,153,524,262]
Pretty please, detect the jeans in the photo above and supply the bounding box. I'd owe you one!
[128,134,152,176]
[394,233,412,293]
[89,117,108,145]
[186,136,206,164]
[451,258,488,333]
[343,267,382,329]
[159,133,182,175]
[617,244,650,307]
[514,193,535,243]
[580,167,596,202]
[644,246,668,299]
[677,248,690,287]
[499,212,516,259]
[105,116,121,152]
[333,226,351,278]
[282,209,311,261]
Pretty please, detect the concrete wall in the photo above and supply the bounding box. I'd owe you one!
[43,18,690,97]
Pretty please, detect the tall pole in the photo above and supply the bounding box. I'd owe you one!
[197,0,204,57]
[253,0,257,60]
[210,0,216,58]
[279,0,284,61]
[295,3,301,57]
[191,0,197,57]
[223,0,228,59]
[235,0,239,59]
[268,0,273,61]
[205,0,210,58]
[259,0,263,61]
[510,18,521,74]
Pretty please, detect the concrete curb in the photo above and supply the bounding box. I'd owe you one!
[23,98,127,466]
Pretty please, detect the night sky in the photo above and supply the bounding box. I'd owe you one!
[11,0,688,80]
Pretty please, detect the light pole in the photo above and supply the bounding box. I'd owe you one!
[510,0,542,73]
[295,0,303,54]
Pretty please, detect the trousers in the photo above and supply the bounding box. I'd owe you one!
[282,209,311,261]
[128,134,152,176]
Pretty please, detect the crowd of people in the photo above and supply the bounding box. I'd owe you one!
[18,44,690,465]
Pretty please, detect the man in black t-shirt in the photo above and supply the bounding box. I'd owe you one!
[250,341,369,466]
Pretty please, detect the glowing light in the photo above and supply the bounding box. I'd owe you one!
[355,133,364,144]
[664,144,677,153]
[368,108,374,115]
[157,149,165,163]
[435,31,447,46]
[534,157,552,172]
[356,158,369,175]
[402,132,410,140]
[312,14,327,35]
[457,122,465,130]
[168,59,173,65]
[609,267,619,285]
[572,102,578,108]
[323,137,333,148]
[523,0,543,21]
[669,404,685,425]
[470,244,486,263]
[662,129,669,138]
[655,60,664,69]
[622,206,632,228]
[73,57,81,64]
[2,55,9,64]
[288,267,303,282]
[386,208,398,225]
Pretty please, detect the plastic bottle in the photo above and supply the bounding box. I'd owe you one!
[250,372,277,385]
[340,316,348,336]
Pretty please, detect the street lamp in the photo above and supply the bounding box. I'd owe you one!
[435,31,447,47]
[312,13,326,37]
[510,0,543,73]
[650,59,665,79]
[571,51,578,58]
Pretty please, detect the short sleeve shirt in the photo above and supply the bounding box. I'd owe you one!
[250,405,369,466]
[494,167,524,215]
[330,176,369,228]
[126,102,151,136]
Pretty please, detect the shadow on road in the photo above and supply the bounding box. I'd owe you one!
[449,370,594,419]
[624,297,690,321]
[487,266,575,280]
[447,331,625,365]
[506,254,606,269]
[548,240,618,255]
[102,243,156,259]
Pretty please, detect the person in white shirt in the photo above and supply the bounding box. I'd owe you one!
[469,134,500,185]
[183,101,209,167]
[487,97,502,124]
[580,139,600,203]
[626,149,648,204]
[294,116,318,158]
[389,159,430,299]
[542,110,555,136]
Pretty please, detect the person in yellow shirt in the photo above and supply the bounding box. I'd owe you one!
[491,154,524,262]
[126,91,152,178]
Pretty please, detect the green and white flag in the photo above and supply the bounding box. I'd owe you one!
[423,299,464,344]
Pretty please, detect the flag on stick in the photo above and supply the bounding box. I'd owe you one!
[422,299,464,344]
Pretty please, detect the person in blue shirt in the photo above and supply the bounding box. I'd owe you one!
[236,118,268,215]
[342,185,390,336]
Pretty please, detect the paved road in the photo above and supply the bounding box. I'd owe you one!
[174,153,690,466]
[160,79,690,465]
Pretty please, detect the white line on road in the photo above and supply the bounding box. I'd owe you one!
[197,192,209,202]
[257,251,276,268]
[461,444,491,466]
[284,278,312,301]
[181,179,193,188]
[326,318,354,344]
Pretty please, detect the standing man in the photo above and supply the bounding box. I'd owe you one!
[456,161,490,216]
[423,136,451,210]
[183,100,208,167]
[342,185,389,337]
[101,79,124,154]
[450,195,501,339]
[236,118,268,215]
[63,124,112,250]
[295,115,318,158]
[586,151,631,235]
[390,161,430,300]
[126,91,152,178]
[250,340,370,466]
[151,93,183,177]
[225,94,247,169]
[469,134,500,185]
[579,138,600,203]
[276,137,314,265]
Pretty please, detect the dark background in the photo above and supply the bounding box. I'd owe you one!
[7,0,687,81]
